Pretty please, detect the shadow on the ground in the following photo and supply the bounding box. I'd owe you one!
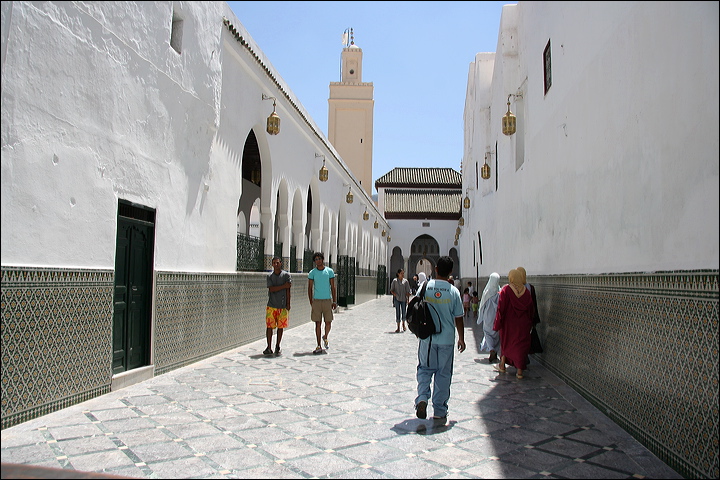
[468,315,486,354]
[292,350,329,356]
[391,418,457,436]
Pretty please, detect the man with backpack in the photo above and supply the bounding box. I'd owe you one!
[414,256,465,424]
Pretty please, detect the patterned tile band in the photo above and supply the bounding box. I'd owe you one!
[497,270,718,479]
[1,267,114,430]
[2,266,717,479]
[153,272,310,375]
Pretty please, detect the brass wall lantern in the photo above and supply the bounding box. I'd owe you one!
[316,153,328,182]
[262,94,280,135]
[463,189,470,209]
[374,219,379,229]
[346,186,353,204]
[481,153,491,179]
[456,226,461,236]
[381,229,386,237]
[502,93,522,136]
[362,208,369,221]
[458,217,464,226]
[454,240,458,246]
[387,236,391,242]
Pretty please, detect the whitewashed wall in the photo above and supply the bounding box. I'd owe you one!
[461,1,719,277]
[387,218,460,266]
[0,1,388,273]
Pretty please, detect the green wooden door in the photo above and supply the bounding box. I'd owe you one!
[113,207,154,374]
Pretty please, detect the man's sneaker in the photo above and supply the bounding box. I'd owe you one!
[274,346,281,356]
[263,347,273,355]
[415,400,427,419]
[322,336,329,350]
[313,346,323,355]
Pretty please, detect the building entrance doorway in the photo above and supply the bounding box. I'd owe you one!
[112,200,155,374]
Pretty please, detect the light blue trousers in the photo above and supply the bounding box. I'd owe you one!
[415,342,454,418]
[393,298,407,323]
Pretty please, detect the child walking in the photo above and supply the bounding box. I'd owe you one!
[470,290,479,320]
[462,287,471,318]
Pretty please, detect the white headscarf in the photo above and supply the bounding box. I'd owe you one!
[479,272,501,309]
[417,272,427,291]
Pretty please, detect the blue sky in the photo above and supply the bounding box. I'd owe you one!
[227,1,514,194]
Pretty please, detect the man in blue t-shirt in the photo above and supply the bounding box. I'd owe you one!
[415,256,465,424]
[307,252,337,354]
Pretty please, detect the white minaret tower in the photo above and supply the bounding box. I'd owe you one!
[329,28,375,197]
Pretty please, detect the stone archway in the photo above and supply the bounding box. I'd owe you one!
[415,257,433,278]
[410,234,440,279]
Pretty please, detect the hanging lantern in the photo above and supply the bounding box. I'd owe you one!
[456,227,461,235]
[481,162,491,179]
[374,219,379,229]
[362,209,369,221]
[381,229,386,237]
[262,94,280,135]
[464,195,470,209]
[316,153,328,181]
[481,153,491,179]
[454,240,458,246]
[346,187,353,204]
[267,110,280,135]
[458,217,464,226]
[502,97,516,136]
[387,236,391,242]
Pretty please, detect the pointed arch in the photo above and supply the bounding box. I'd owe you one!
[291,188,304,272]
[275,179,291,266]
[409,234,440,279]
[337,202,347,256]
[238,129,262,236]
[307,178,321,254]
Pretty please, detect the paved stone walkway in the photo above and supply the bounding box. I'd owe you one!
[1,297,682,479]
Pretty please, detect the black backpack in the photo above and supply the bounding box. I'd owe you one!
[406,281,440,339]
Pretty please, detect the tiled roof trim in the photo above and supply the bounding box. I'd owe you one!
[375,168,462,187]
[384,189,461,214]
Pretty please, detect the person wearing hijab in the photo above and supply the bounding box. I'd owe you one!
[516,267,542,362]
[516,267,541,326]
[477,272,501,363]
[416,272,427,292]
[493,269,535,379]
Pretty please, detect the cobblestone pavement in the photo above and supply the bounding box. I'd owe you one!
[1,297,682,479]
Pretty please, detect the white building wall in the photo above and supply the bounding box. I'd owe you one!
[462,1,719,277]
[0,1,389,273]
[388,219,460,264]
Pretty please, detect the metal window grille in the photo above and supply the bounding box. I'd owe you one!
[377,265,387,295]
[290,245,297,272]
[303,249,314,272]
[236,233,264,271]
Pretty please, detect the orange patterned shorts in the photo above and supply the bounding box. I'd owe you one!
[266,306,289,329]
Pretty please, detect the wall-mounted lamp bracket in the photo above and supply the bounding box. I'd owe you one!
[262,94,280,135]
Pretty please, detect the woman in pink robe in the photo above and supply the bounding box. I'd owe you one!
[493,269,535,379]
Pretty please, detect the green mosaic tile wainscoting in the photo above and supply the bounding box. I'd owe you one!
[153,272,311,375]
[1,267,381,430]
[153,273,382,375]
[527,270,719,479]
[1,267,114,430]
[355,275,382,305]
